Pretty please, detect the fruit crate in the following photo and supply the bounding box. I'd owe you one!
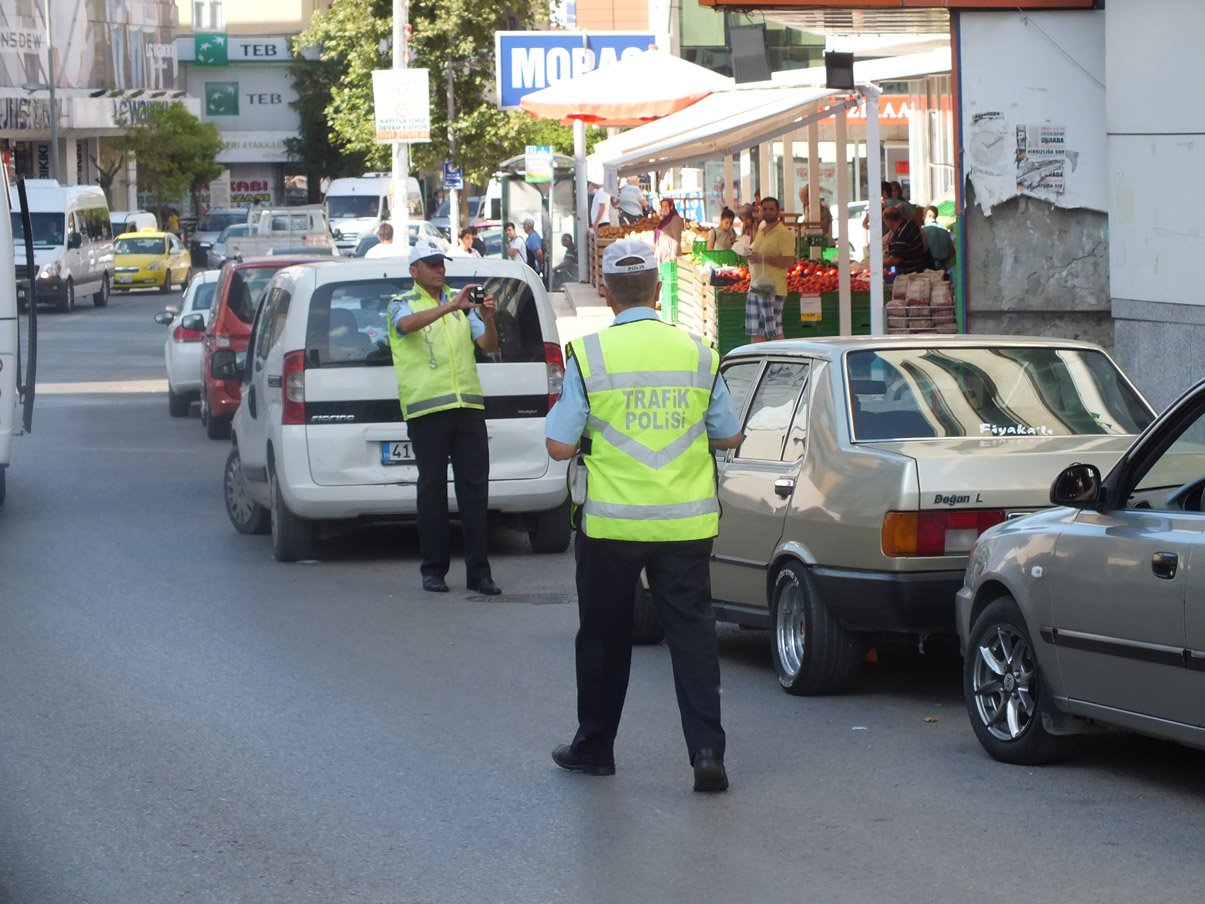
[715,290,871,355]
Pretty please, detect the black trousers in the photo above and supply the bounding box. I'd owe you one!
[571,532,725,764]
[405,407,491,584]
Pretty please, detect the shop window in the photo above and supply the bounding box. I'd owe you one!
[194,0,224,30]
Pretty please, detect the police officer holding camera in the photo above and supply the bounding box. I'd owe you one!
[387,238,502,596]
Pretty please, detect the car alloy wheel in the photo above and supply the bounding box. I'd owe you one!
[970,622,1037,742]
[224,446,269,535]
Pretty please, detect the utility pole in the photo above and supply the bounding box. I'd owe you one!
[43,0,59,183]
[446,66,459,240]
[391,0,410,244]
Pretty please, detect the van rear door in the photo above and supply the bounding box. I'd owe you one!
[301,273,553,487]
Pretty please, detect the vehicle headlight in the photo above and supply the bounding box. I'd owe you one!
[38,261,61,279]
[147,261,164,271]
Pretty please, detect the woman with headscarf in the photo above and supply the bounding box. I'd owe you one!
[654,198,683,263]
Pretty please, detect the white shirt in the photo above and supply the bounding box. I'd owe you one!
[508,235,526,262]
[364,241,407,258]
[590,189,609,227]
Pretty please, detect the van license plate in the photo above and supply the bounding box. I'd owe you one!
[381,441,414,465]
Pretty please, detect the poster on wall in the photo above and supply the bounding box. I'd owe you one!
[1015,124,1069,195]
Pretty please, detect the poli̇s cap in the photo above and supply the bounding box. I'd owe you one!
[602,238,658,275]
[409,238,451,266]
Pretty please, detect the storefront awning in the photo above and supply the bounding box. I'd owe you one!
[589,85,849,181]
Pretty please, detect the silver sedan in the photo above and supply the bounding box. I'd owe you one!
[957,376,1205,764]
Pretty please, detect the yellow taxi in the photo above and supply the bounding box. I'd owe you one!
[113,229,192,293]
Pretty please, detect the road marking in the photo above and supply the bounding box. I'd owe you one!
[39,379,169,394]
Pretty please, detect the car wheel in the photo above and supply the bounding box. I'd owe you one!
[964,595,1078,765]
[632,583,665,645]
[528,497,571,553]
[93,273,109,307]
[205,396,231,439]
[168,386,190,417]
[180,267,192,289]
[58,278,74,313]
[225,446,269,535]
[270,469,313,562]
[770,562,862,695]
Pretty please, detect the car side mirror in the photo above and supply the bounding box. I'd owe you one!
[1050,463,1103,508]
[153,310,175,325]
[67,232,81,249]
[180,313,205,333]
[210,348,246,381]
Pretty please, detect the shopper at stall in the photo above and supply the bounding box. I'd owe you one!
[745,197,795,343]
[733,206,758,257]
[706,208,737,251]
[798,185,833,237]
[589,181,610,229]
[883,205,931,274]
[654,199,683,263]
[923,206,956,274]
[617,177,649,225]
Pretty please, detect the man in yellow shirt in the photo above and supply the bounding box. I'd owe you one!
[745,197,795,342]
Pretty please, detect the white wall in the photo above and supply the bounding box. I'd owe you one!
[959,11,1106,215]
[1107,0,1205,308]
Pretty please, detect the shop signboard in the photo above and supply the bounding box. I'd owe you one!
[372,69,430,143]
[524,146,554,185]
[495,31,658,110]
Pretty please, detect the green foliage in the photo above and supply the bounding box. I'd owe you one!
[284,51,365,197]
[297,0,607,188]
[117,103,224,211]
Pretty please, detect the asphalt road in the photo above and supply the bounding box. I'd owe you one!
[2,289,1204,904]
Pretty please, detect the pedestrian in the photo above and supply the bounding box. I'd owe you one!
[589,181,610,230]
[616,176,648,226]
[165,208,180,236]
[732,205,757,257]
[551,233,579,291]
[544,238,744,792]
[468,226,487,258]
[451,226,481,257]
[505,221,526,264]
[706,208,737,252]
[386,238,502,596]
[654,198,683,264]
[922,206,956,273]
[882,205,930,274]
[522,217,544,274]
[365,222,406,258]
[745,196,795,342]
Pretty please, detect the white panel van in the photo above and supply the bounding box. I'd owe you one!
[8,180,115,313]
[324,173,423,254]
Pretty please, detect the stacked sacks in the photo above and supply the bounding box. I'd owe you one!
[885,271,956,334]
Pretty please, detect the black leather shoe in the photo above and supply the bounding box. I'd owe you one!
[467,577,502,596]
[692,749,729,792]
[422,576,449,593]
[551,744,615,776]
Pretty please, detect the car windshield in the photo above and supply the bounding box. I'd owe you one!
[115,236,167,255]
[846,347,1154,441]
[197,212,246,232]
[10,212,66,246]
[326,196,379,219]
[304,276,544,367]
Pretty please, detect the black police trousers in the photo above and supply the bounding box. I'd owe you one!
[571,531,725,764]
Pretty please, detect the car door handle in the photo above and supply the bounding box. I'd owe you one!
[1152,551,1178,580]
[773,477,796,499]
[266,374,281,388]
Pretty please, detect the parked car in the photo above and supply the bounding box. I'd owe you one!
[207,223,250,269]
[199,256,325,440]
[632,336,1155,695]
[212,257,570,562]
[957,376,1205,765]
[112,230,191,293]
[189,208,248,267]
[429,196,482,239]
[153,269,221,416]
[224,206,335,259]
[351,221,451,258]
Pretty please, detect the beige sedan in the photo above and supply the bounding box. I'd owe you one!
[634,335,1155,695]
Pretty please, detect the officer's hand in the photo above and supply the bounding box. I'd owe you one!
[478,293,497,321]
[453,287,478,312]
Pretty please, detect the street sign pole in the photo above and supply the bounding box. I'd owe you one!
[392,0,410,243]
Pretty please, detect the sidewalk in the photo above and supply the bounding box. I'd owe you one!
[548,280,613,347]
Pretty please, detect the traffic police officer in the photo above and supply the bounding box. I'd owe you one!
[388,238,502,595]
[545,238,744,792]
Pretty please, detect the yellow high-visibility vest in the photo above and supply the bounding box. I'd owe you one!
[569,318,720,541]
[388,285,484,420]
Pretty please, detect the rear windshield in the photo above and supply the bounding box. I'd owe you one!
[190,281,218,312]
[227,265,293,323]
[115,236,166,254]
[847,347,1154,441]
[304,276,544,368]
[197,212,246,232]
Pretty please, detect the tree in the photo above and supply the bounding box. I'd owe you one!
[298,0,605,188]
[285,48,367,201]
[117,103,224,215]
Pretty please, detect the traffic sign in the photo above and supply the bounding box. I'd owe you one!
[443,162,463,191]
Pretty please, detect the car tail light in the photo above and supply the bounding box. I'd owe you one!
[544,341,565,409]
[881,509,1007,557]
[281,350,306,425]
[213,319,231,349]
[172,325,204,342]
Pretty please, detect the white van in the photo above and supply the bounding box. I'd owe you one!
[2,177,38,505]
[110,209,158,236]
[8,180,115,312]
[213,256,570,562]
[324,173,423,254]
